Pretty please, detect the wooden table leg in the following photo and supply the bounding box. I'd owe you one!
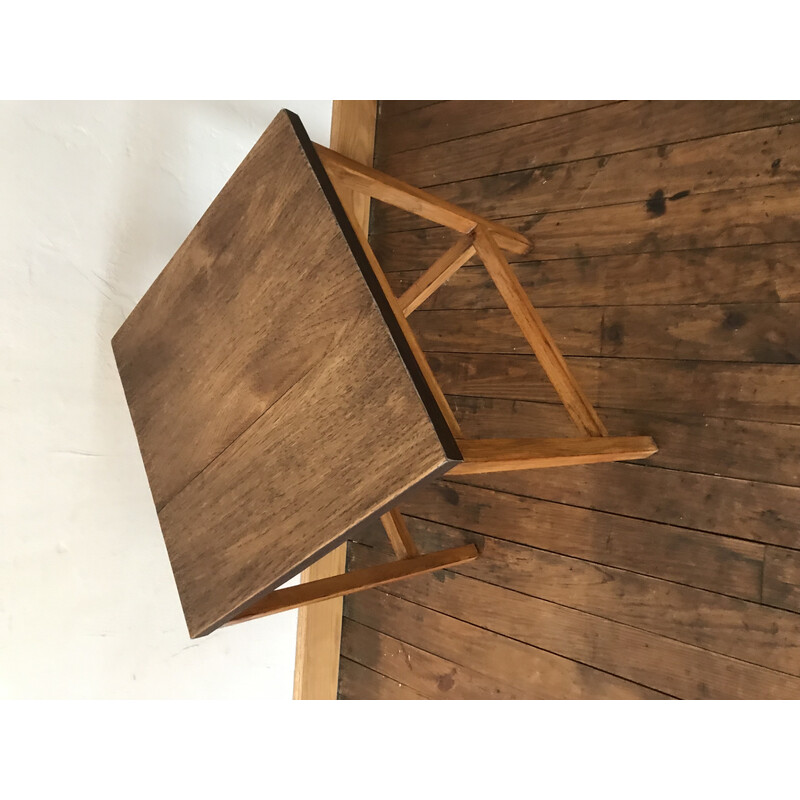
[449,436,658,474]
[228,544,479,625]
[380,508,420,558]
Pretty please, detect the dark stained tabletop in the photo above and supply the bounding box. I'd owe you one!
[112,110,459,637]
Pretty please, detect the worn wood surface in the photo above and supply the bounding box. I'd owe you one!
[377,100,800,186]
[384,243,800,309]
[427,352,800,424]
[453,465,799,548]
[346,538,800,699]
[113,108,458,638]
[339,100,800,699]
[344,589,667,699]
[763,548,800,613]
[375,100,615,158]
[342,617,530,699]
[412,303,800,362]
[379,100,442,118]
[374,124,800,233]
[402,481,765,599]
[339,656,427,699]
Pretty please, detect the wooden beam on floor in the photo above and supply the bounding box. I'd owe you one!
[293,100,377,701]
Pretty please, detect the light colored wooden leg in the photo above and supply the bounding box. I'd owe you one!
[380,508,419,558]
[327,101,376,228]
[449,436,658,474]
[315,144,530,255]
[226,544,479,624]
[473,226,608,437]
[336,188,464,439]
[293,547,347,700]
[399,236,476,316]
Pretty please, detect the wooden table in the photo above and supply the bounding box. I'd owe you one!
[113,109,656,639]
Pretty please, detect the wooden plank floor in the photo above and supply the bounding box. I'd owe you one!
[337,100,800,700]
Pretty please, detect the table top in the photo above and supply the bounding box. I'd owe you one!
[112,110,459,637]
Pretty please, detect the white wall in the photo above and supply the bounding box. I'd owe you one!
[0,100,333,698]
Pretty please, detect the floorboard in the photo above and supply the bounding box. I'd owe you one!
[374,124,800,233]
[345,589,667,699]
[385,243,800,308]
[375,100,615,159]
[338,656,427,700]
[346,539,800,699]
[454,465,798,548]
[342,617,530,699]
[377,100,800,186]
[412,303,800,363]
[403,480,766,600]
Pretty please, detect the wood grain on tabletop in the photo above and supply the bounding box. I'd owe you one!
[113,109,456,638]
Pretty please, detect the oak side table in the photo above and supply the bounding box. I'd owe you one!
[112,109,657,639]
